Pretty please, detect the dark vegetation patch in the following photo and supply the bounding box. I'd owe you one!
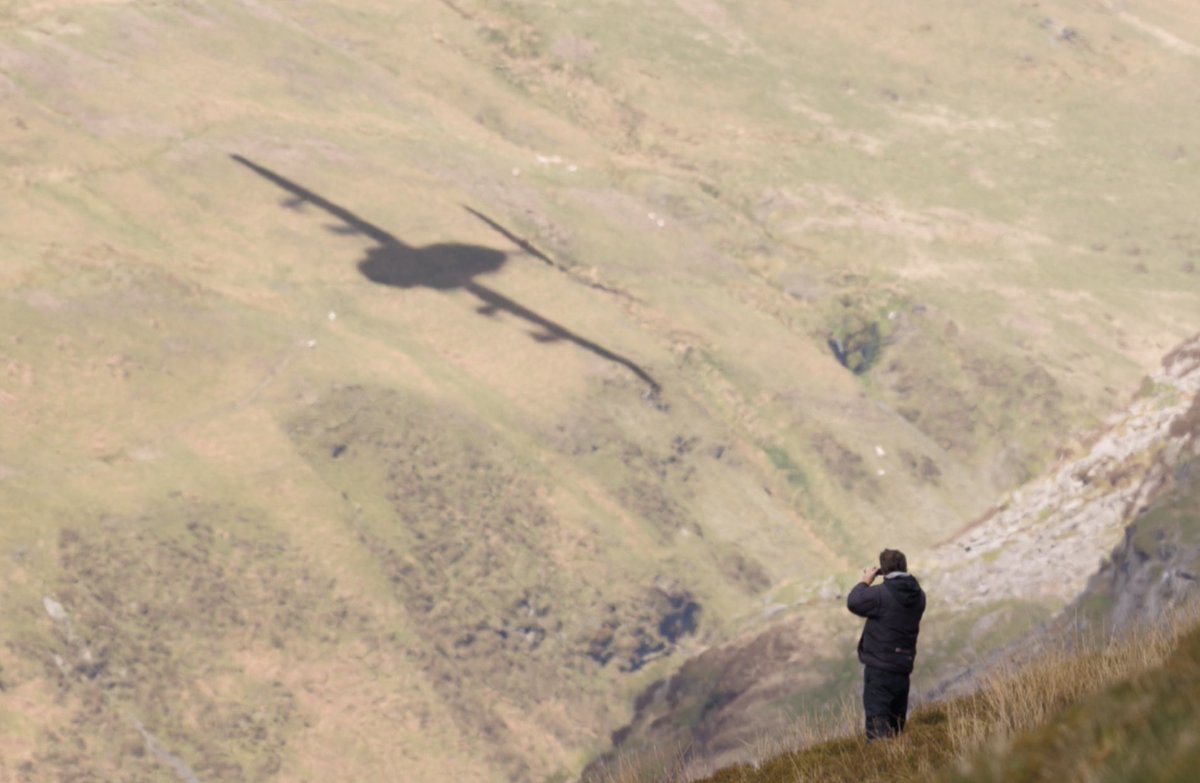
[22,503,358,783]
[287,386,704,775]
[763,445,807,489]
[614,435,702,539]
[618,479,702,541]
[822,281,908,375]
[899,448,942,485]
[827,317,882,374]
[293,387,701,670]
[711,547,772,596]
[554,417,705,540]
[877,330,1066,480]
[586,587,702,674]
[468,3,652,152]
[584,619,849,782]
[811,433,877,493]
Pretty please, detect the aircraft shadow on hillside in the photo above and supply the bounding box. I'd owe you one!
[230,155,660,395]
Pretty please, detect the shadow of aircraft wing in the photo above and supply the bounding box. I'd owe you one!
[230,154,401,248]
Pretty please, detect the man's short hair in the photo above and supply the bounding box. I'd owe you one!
[879,549,907,574]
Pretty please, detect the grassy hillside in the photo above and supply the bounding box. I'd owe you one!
[2,0,1199,779]
[584,340,1198,778]
[607,430,1200,783]
[658,602,1200,783]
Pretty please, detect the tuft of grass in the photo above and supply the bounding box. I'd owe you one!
[763,445,808,490]
[945,614,1200,782]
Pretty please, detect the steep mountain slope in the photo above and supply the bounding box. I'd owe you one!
[1,1,1198,780]
[591,332,1200,779]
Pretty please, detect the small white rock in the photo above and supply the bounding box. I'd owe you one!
[328,311,337,321]
[43,596,68,623]
[657,219,666,228]
[306,339,317,348]
[877,469,886,476]
[512,167,521,177]
[875,445,886,457]
[566,164,578,172]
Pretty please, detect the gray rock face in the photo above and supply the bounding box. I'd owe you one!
[1070,453,1200,634]
[1096,526,1200,633]
[929,333,1200,608]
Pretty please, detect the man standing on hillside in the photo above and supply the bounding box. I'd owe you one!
[847,548,926,741]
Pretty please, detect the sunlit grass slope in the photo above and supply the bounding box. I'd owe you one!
[2,0,1199,779]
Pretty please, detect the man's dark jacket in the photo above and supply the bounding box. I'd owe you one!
[847,574,926,674]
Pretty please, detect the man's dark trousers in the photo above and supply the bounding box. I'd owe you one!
[863,665,909,740]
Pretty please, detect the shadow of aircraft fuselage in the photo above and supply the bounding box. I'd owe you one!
[229,154,661,395]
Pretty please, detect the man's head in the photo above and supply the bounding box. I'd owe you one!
[879,549,907,575]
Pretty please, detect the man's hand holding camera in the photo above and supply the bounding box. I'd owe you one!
[861,566,881,585]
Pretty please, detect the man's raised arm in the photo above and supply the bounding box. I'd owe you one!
[847,566,882,618]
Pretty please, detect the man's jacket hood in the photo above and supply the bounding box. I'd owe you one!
[885,574,924,608]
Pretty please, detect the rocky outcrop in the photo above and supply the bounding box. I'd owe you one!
[1073,468,1200,634]
[928,333,1200,607]
[1068,381,1200,633]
